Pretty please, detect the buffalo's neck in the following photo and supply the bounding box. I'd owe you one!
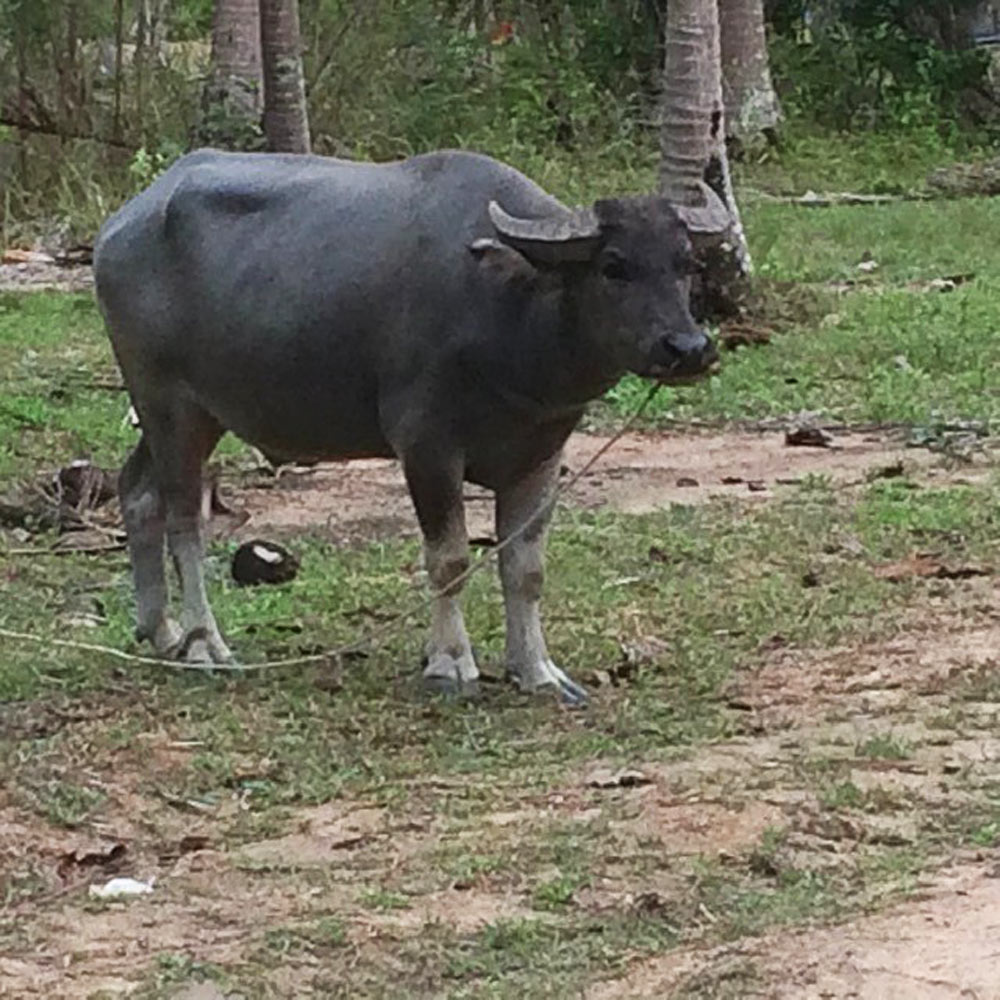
[473,281,624,419]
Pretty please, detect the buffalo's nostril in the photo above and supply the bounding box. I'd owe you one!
[669,332,714,369]
[647,330,718,382]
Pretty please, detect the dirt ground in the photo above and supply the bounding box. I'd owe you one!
[583,603,1000,999]
[4,426,1000,998]
[0,260,95,295]
[229,427,938,543]
[586,864,1000,999]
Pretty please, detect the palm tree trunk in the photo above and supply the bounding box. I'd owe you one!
[63,0,80,136]
[197,0,263,149]
[112,0,125,143]
[719,0,781,150]
[134,0,147,145]
[659,0,749,319]
[260,0,311,153]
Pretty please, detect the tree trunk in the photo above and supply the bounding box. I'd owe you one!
[260,0,311,153]
[719,0,781,150]
[113,0,125,142]
[197,0,263,149]
[16,12,29,187]
[134,0,147,144]
[63,0,80,134]
[659,0,750,320]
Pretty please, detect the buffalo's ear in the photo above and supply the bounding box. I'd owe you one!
[469,237,538,285]
[488,200,602,265]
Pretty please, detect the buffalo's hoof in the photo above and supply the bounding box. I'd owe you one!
[422,648,479,700]
[143,618,185,659]
[537,675,589,708]
[422,673,481,700]
[173,627,236,667]
[509,661,589,708]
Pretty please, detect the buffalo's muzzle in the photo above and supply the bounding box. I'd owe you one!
[644,330,719,384]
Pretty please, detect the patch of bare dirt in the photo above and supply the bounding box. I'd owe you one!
[234,803,388,868]
[764,865,1000,999]
[587,863,1000,1000]
[607,798,786,857]
[370,888,532,934]
[0,261,94,294]
[2,856,307,998]
[613,609,1000,831]
[566,768,787,858]
[726,609,1000,731]
[0,788,536,998]
[233,430,934,542]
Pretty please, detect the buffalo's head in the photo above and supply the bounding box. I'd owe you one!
[477,195,719,385]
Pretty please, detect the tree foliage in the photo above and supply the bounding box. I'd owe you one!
[768,0,993,131]
[0,0,997,235]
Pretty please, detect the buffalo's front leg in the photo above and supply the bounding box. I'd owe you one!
[404,457,479,696]
[496,456,587,706]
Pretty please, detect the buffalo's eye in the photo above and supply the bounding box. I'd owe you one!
[601,254,630,282]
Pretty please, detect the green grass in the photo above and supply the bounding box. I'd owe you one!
[0,292,129,480]
[360,887,412,911]
[4,475,997,745]
[261,917,349,958]
[4,151,1000,997]
[33,779,106,828]
[0,292,253,482]
[732,124,987,197]
[6,194,1000,460]
[436,915,678,1000]
[603,194,1000,429]
[856,733,912,762]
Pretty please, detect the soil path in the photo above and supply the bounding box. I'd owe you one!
[230,429,935,543]
[583,581,1000,999]
[587,864,1000,999]
[0,260,94,294]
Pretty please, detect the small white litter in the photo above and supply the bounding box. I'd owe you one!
[89,876,155,899]
[121,404,140,429]
[252,543,284,564]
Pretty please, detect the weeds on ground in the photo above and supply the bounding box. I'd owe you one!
[3,148,1000,997]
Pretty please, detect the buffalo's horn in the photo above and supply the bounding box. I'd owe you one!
[488,200,602,263]
[670,181,732,234]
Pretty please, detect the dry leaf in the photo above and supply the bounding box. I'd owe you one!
[719,323,772,350]
[586,768,652,789]
[874,554,990,583]
[57,842,127,881]
[2,248,55,265]
[785,425,834,448]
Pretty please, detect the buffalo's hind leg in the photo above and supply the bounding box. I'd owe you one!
[403,455,479,697]
[141,400,233,665]
[119,435,183,656]
[496,456,588,707]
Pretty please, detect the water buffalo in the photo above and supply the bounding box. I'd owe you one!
[94,148,717,704]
